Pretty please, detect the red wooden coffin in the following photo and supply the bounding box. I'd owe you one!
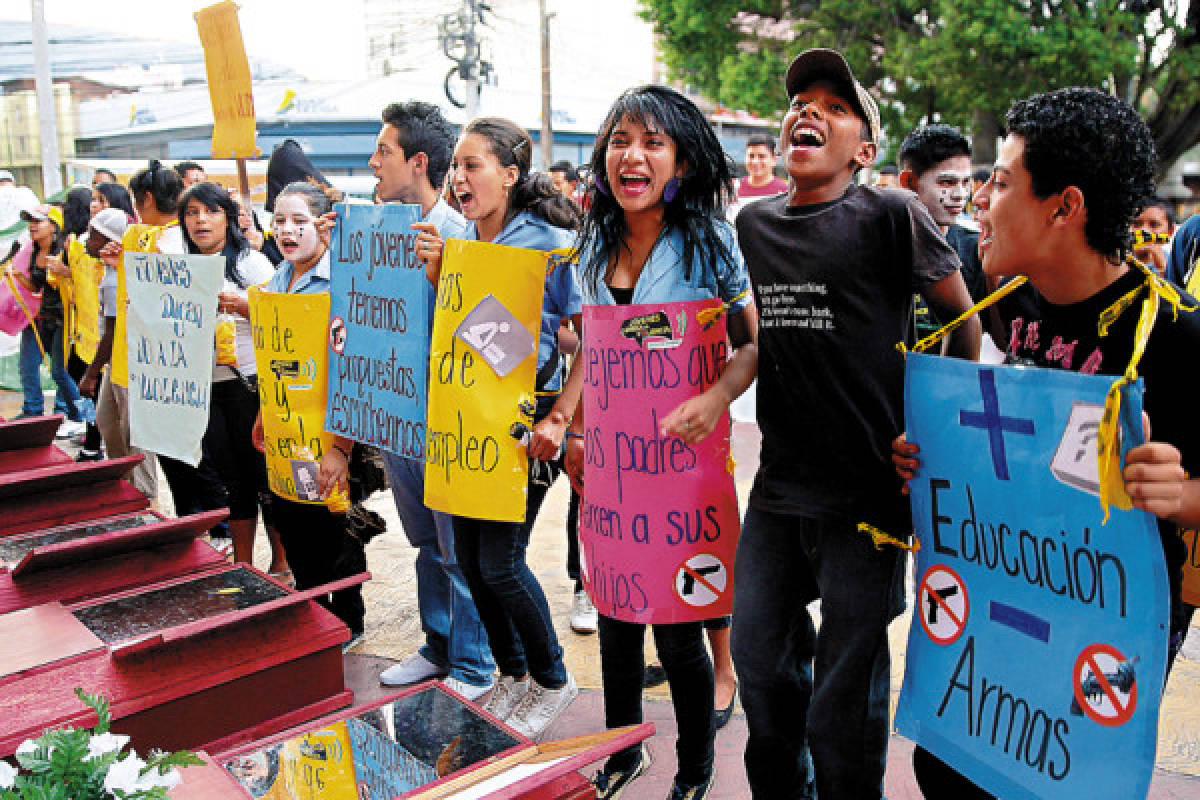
[0,564,364,758]
[0,508,230,614]
[172,683,651,800]
[0,455,150,538]
[0,415,71,473]
[0,414,60,451]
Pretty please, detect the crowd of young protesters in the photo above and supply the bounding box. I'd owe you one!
[4,43,1199,800]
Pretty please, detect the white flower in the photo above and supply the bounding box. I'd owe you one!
[0,760,17,789]
[104,754,148,794]
[104,754,182,794]
[86,732,130,760]
[15,740,39,757]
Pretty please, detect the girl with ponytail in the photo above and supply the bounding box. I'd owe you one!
[411,116,583,740]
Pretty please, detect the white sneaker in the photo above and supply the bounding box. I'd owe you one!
[482,675,530,721]
[56,419,86,439]
[506,672,578,740]
[570,590,598,634]
[380,652,447,686]
[442,675,495,702]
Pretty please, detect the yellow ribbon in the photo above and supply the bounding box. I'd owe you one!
[857,522,921,552]
[898,277,1028,357]
[696,289,750,328]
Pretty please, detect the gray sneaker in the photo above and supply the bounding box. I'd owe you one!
[592,745,652,800]
[570,590,598,634]
[482,675,530,721]
[506,672,578,740]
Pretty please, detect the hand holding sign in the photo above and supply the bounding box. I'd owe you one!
[411,221,446,285]
[660,388,727,445]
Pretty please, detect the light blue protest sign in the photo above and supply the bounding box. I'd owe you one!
[126,252,223,466]
[326,202,428,459]
[895,352,1169,800]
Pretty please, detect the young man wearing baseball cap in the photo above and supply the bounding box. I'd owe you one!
[732,48,980,798]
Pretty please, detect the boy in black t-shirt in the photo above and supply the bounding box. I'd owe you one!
[894,87,1200,799]
[732,48,980,800]
[898,124,988,339]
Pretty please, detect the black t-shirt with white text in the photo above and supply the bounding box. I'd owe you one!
[736,184,961,529]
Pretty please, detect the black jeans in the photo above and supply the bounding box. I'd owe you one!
[453,460,566,688]
[732,507,906,800]
[271,494,365,633]
[599,615,715,787]
[565,486,581,591]
[204,377,270,521]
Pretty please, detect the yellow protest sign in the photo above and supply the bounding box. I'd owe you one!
[249,287,348,512]
[63,236,102,363]
[279,723,359,799]
[195,1,259,159]
[113,223,174,388]
[424,240,550,523]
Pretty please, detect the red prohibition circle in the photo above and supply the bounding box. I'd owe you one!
[918,564,970,646]
[1073,643,1137,728]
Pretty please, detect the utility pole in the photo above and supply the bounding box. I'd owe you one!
[539,0,553,169]
[30,0,62,197]
[440,0,488,117]
[463,0,480,119]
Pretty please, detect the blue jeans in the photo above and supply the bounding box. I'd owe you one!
[732,507,907,800]
[18,321,82,420]
[453,461,566,688]
[382,450,494,686]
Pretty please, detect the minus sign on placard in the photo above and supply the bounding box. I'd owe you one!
[990,601,1050,643]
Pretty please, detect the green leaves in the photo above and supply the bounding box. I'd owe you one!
[640,0,1200,166]
[3,691,199,800]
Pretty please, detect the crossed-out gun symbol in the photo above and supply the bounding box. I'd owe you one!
[925,585,958,625]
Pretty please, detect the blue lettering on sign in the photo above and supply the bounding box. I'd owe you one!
[959,369,1035,480]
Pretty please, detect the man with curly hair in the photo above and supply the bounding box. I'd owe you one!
[896,86,1200,798]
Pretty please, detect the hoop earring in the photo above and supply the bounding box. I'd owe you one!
[663,177,680,204]
[594,174,611,196]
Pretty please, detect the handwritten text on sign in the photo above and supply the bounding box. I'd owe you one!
[326,203,428,459]
[580,299,740,624]
[250,287,348,511]
[895,353,1169,800]
[126,252,222,466]
[423,240,549,523]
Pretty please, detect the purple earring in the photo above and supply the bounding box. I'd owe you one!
[594,174,611,196]
[663,177,680,203]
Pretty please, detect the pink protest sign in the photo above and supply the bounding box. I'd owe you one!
[580,298,740,624]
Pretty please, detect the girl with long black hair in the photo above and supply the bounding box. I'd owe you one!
[564,85,758,800]
[178,181,289,577]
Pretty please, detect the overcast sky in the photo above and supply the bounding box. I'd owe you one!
[6,0,369,81]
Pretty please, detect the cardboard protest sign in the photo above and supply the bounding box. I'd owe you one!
[424,240,550,523]
[63,237,102,363]
[895,352,1169,800]
[126,252,222,466]
[579,299,740,624]
[195,1,259,159]
[250,287,348,511]
[113,224,174,389]
[326,203,428,459]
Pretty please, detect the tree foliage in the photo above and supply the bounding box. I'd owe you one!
[639,0,1200,170]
